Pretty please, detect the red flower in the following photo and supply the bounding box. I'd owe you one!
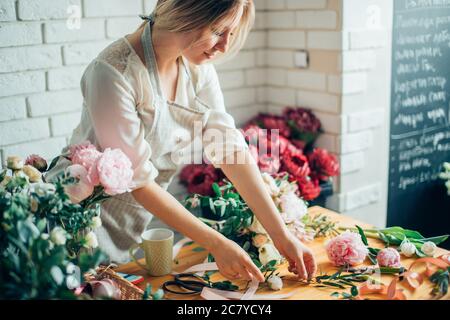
[307,148,340,181]
[283,107,322,133]
[296,177,321,201]
[253,113,291,138]
[281,148,310,180]
[186,165,219,196]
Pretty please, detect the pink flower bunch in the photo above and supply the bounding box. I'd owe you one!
[325,231,369,266]
[376,248,402,267]
[64,141,134,203]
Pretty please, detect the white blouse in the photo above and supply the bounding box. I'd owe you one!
[44,23,249,263]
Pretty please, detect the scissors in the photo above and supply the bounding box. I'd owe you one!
[162,273,211,295]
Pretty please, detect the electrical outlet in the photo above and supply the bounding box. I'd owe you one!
[294,50,309,68]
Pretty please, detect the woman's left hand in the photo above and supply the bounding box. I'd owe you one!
[273,234,317,281]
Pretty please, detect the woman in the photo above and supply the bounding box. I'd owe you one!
[46,0,317,282]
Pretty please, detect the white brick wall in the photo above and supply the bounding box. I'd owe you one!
[0,0,393,228]
[0,0,266,204]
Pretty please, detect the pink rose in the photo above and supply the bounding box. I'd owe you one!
[64,164,94,204]
[71,148,102,186]
[325,231,368,266]
[96,148,133,195]
[376,248,402,267]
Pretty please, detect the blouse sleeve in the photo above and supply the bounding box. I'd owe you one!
[81,59,158,190]
[196,64,249,168]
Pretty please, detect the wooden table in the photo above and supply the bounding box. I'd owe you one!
[116,206,449,300]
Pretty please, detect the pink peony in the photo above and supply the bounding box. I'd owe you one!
[325,231,369,266]
[376,248,402,267]
[96,148,133,195]
[64,164,94,204]
[68,141,97,159]
[71,147,102,186]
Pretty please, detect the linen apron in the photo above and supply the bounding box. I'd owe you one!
[46,18,212,264]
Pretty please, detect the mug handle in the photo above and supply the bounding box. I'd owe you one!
[129,243,149,271]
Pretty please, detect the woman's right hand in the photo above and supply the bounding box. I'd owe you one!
[209,237,265,283]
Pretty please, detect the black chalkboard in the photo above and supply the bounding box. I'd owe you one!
[388,0,450,249]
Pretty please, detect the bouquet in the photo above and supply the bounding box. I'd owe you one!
[0,154,106,299]
[0,141,136,299]
[182,174,338,269]
[179,107,339,202]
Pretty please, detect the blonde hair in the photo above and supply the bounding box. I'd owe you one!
[138,0,255,64]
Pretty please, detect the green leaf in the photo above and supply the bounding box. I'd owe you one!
[351,286,359,296]
[47,156,61,173]
[212,183,222,197]
[182,241,194,247]
[330,292,340,298]
[356,225,369,246]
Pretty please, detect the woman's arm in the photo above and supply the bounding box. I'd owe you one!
[131,181,265,282]
[218,149,318,281]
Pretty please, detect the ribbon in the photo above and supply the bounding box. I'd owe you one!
[169,237,302,300]
[356,254,450,300]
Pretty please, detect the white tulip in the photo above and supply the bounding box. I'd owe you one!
[258,243,282,266]
[421,241,437,257]
[50,227,67,246]
[400,241,416,257]
[84,231,98,249]
[267,275,283,291]
[262,173,280,196]
[248,217,268,234]
[91,216,102,229]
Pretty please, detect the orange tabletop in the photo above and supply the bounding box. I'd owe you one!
[115,206,450,300]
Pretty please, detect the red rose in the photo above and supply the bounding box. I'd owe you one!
[296,177,321,201]
[307,148,340,181]
[255,113,291,138]
[281,148,310,180]
[179,164,204,185]
[187,164,219,196]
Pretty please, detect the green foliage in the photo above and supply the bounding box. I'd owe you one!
[0,172,106,300]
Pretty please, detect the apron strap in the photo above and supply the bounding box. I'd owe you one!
[141,19,164,99]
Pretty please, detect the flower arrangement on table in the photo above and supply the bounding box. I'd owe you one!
[181,170,449,298]
[0,142,162,300]
[182,172,339,291]
[179,107,339,202]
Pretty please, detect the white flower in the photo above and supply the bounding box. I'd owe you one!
[41,233,49,240]
[31,183,56,197]
[267,275,283,291]
[421,241,437,257]
[443,162,450,171]
[262,173,280,196]
[7,156,23,170]
[22,165,42,183]
[84,231,98,248]
[248,217,268,234]
[279,192,307,223]
[278,180,298,195]
[50,227,67,246]
[91,216,102,229]
[400,241,416,257]
[258,243,282,266]
[66,275,80,290]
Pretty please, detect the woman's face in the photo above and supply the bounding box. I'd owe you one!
[181,10,243,65]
